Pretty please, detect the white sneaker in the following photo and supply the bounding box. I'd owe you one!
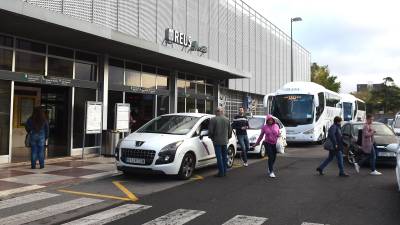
[370,170,382,176]
[354,163,360,173]
[243,162,248,167]
[269,172,276,178]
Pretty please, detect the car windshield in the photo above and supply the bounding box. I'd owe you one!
[352,124,394,136]
[394,118,400,128]
[248,117,265,129]
[272,94,314,126]
[137,115,200,135]
[373,124,395,136]
[343,102,353,121]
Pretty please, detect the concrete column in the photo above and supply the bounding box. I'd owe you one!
[170,71,178,113]
[99,54,109,131]
[214,81,220,113]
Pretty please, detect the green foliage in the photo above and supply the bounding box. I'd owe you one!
[353,77,400,114]
[311,63,341,92]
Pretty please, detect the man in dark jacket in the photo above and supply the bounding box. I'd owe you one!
[232,107,249,167]
[316,116,349,177]
[209,107,232,177]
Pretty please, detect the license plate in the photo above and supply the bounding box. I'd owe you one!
[378,152,396,157]
[126,157,146,164]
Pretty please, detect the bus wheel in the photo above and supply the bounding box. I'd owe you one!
[317,129,326,145]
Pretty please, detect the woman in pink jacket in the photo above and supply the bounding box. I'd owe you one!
[354,114,382,175]
[252,115,280,178]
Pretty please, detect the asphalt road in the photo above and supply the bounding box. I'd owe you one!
[1,145,399,225]
[111,145,400,225]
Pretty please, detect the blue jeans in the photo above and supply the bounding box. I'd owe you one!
[265,143,277,173]
[214,145,228,176]
[30,133,45,168]
[359,146,377,171]
[318,150,345,175]
[237,135,249,163]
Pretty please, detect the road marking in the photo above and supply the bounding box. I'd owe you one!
[222,215,268,225]
[0,192,59,210]
[302,223,325,225]
[0,185,45,198]
[62,204,151,225]
[80,171,120,179]
[190,175,204,180]
[142,209,205,225]
[59,189,131,201]
[0,197,102,225]
[113,181,139,201]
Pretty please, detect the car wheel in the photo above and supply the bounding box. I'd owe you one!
[259,144,266,158]
[227,146,235,168]
[347,147,356,165]
[178,153,195,180]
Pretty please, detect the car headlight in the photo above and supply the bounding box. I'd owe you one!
[303,128,314,134]
[156,141,183,165]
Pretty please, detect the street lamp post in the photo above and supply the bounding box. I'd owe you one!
[290,17,302,82]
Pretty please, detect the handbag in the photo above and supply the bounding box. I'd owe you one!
[323,138,334,151]
[276,137,284,154]
[25,133,31,147]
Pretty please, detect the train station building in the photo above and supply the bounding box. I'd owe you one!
[0,0,310,163]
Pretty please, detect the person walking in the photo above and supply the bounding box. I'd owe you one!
[232,107,249,167]
[252,115,280,178]
[316,116,349,177]
[25,107,49,169]
[354,115,382,175]
[208,107,232,177]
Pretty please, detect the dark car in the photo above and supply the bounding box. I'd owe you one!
[342,122,398,165]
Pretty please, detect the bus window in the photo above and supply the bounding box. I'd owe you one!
[316,92,325,121]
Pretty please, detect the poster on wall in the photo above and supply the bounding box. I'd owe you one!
[115,103,130,132]
[86,101,103,134]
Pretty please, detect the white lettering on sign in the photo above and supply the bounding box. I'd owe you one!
[166,28,192,47]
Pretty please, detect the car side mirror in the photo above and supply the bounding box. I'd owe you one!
[386,143,400,154]
[200,130,208,139]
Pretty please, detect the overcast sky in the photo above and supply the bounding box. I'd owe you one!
[247,0,400,93]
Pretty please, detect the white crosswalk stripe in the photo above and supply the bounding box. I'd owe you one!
[0,185,45,198]
[62,204,151,225]
[142,209,206,225]
[222,215,268,225]
[0,192,59,210]
[0,197,103,225]
[301,223,325,225]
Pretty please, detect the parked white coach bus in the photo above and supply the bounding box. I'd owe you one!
[339,93,366,122]
[264,82,342,143]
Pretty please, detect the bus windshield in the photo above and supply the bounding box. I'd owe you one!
[343,102,353,121]
[272,94,314,126]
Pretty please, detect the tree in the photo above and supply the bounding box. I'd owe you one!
[311,63,341,92]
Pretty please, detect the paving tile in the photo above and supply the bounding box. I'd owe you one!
[12,165,70,173]
[78,163,116,171]
[45,168,103,177]
[49,161,99,168]
[0,180,28,191]
[0,170,34,179]
[1,173,71,185]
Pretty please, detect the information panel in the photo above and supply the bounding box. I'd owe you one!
[86,101,103,134]
[115,103,130,132]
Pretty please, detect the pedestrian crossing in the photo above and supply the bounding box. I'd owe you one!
[0,191,328,225]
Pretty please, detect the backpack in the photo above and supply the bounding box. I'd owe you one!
[357,129,363,146]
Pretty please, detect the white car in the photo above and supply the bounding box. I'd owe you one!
[236,115,287,158]
[115,113,237,179]
[386,143,400,192]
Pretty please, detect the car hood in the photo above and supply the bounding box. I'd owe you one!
[374,135,398,146]
[120,132,186,151]
[247,129,261,138]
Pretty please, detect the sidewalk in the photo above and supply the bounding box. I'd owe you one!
[0,155,120,199]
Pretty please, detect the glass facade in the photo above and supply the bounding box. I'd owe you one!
[15,51,45,74]
[73,88,97,148]
[0,48,12,71]
[0,80,10,156]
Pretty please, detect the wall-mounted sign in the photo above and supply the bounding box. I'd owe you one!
[164,28,208,55]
